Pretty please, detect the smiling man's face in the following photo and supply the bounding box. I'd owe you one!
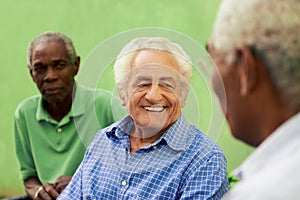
[121,50,187,136]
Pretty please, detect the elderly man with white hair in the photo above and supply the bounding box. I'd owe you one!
[58,37,228,199]
[206,0,300,199]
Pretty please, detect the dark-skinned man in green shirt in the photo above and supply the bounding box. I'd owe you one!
[14,32,123,200]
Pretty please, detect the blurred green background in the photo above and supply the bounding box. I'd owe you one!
[0,0,253,197]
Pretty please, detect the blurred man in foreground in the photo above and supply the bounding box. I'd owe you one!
[206,0,300,199]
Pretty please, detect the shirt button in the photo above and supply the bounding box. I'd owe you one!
[121,180,127,186]
[57,128,62,133]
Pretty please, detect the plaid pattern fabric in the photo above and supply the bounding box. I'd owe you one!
[58,115,228,200]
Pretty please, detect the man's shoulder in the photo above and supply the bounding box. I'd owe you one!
[227,152,300,199]
[168,117,223,154]
[81,86,123,112]
[188,125,225,157]
[15,94,40,113]
[78,84,114,100]
[94,88,114,99]
[86,122,119,150]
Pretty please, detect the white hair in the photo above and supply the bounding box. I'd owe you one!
[211,0,300,108]
[114,37,192,91]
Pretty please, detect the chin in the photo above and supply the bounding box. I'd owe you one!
[44,96,64,104]
[231,130,259,147]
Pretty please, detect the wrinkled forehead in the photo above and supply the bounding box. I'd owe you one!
[130,65,182,81]
[31,42,69,60]
[128,50,183,80]
[131,50,180,70]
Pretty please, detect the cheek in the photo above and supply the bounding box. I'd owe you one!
[31,72,40,82]
[126,92,142,111]
[32,76,44,89]
[166,93,182,118]
[171,90,184,105]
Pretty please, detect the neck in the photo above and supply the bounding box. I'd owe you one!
[44,85,76,122]
[244,82,297,147]
[129,126,167,153]
[44,97,72,122]
[238,62,297,147]
[255,100,296,146]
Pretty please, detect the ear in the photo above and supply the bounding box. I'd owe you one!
[180,87,189,108]
[73,56,80,76]
[236,46,258,96]
[118,88,126,106]
[28,65,33,76]
[28,64,36,81]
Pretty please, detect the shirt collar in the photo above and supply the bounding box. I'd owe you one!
[71,83,89,117]
[36,96,50,122]
[36,83,85,123]
[106,114,192,151]
[163,115,193,151]
[233,112,300,180]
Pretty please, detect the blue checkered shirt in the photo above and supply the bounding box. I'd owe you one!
[58,115,228,200]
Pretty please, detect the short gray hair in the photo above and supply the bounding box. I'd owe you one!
[211,0,300,108]
[27,32,77,65]
[114,37,192,90]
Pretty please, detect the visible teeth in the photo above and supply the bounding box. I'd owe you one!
[144,106,165,112]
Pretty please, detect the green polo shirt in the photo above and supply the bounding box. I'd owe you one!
[14,84,124,183]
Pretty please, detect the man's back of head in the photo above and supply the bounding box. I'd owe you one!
[208,0,300,146]
[208,1,300,198]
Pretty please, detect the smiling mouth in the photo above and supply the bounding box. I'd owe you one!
[144,106,166,112]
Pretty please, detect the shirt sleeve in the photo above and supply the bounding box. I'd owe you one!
[14,107,37,181]
[179,150,229,199]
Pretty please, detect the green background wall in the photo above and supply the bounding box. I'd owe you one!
[0,0,253,197]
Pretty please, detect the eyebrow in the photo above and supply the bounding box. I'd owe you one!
[134,76,151,82]
[32,61,44,67]
[53,59,68,65]
[131,76,151,86]
[32,59,68,66]
[133,75,177,84]
[160,76,176,83]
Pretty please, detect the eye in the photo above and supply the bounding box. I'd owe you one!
[32,64,46,73]
[131,78,151,88]
[54,62,67,69]
[160,81,175,89]
[136,82,151,88]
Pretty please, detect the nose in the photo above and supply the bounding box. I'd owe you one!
[145,85,162,102]
[44,68,58,82]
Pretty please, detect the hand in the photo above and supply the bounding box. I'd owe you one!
[24,177,58,200]
[53,176,72,193]
[34,183,59,200]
